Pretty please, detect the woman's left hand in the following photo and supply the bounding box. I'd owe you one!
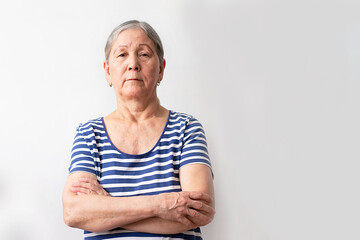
[71,177,111,196]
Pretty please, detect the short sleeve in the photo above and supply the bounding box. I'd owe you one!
[68,124,97,175]
[180,117,212,169]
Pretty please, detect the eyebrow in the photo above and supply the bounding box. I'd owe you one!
[139,43,152,48]
[113,43,153,54]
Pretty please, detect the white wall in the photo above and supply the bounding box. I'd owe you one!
[0,0,359,239]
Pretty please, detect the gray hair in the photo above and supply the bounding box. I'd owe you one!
[105,20,164,64]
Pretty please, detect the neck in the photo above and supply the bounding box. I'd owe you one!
[114,94,164,122]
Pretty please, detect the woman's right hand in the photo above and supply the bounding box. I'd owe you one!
[155,191,215,228]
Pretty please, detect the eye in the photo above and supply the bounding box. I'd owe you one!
[139,52,150,57]
[117,53,126,57]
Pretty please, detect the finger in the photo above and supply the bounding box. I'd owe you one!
[70,186,80,192]
[77,180,105,193]
[78,177,90,182]
[71,186,91,195]
[71,186,88,194]
[71,182,81,187]
[103,190,111,196]
[98,189,109,196]
[73,181,97,191]
[72,182,110,196]
[72,181,91,188]
[188,192,213,203]
[187,208,201,218]
[180,216,196,228]
[78,177,96,184]
[187,209,213,225]
[187,200,215,215]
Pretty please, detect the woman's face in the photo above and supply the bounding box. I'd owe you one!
[104,28,165,101]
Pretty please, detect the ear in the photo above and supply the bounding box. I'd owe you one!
[104,61,112,85]
[158,59,166,83]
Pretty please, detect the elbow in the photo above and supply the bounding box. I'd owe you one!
[62,203,106,232]
[63,215,76,228]
[200,215,215,228]
[208,212,215,225]
[199,201,215,227]
[63,204,81,228]
[62,196,84,229]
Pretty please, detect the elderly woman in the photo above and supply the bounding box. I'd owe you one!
[62,20,215,240]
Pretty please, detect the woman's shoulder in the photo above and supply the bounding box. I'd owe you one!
[75,117,104,132]
[170,110,192,120]
[169,110,201,124]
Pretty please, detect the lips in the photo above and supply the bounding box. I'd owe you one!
[126,78,142,81]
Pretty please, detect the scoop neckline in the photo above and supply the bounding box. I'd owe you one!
[101,110,171,157]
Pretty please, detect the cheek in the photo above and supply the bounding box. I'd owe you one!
[144,63,160,79]
[142,67,157,78]
[109,64,126,77]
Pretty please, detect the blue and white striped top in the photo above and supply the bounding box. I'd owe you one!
[69,110,212,240]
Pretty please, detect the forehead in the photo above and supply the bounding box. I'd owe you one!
[112,28,155,50]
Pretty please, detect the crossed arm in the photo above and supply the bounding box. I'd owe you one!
[62,164,215,234]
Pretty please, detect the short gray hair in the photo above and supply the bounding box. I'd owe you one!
[105,20,164,64]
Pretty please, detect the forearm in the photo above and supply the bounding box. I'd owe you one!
[63,193,155,232]
[123,217,192,234]
[63,173,215,233]
[122,194,214,234]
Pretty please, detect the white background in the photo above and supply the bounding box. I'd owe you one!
[0,0,359,239]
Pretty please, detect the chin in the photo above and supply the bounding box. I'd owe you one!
[122,91,147,99]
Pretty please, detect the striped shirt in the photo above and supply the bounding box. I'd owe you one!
[69,110,212,240]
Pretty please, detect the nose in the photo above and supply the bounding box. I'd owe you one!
[128,54,140,71]
[129,65,139,71]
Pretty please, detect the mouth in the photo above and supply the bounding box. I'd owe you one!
[126,78,142,82]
